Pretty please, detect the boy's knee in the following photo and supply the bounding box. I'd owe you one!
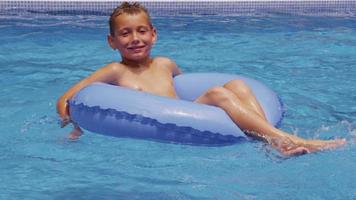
[224,80,251,96]
[205,86,231,103]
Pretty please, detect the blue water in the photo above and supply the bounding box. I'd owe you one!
[1,12,356,199]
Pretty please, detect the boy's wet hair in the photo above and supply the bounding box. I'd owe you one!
[109,2,153,36]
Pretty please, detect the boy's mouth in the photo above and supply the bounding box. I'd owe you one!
[128,45,146,52]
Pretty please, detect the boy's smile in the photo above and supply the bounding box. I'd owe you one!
[108,12,156,63]
[128,45,146,53]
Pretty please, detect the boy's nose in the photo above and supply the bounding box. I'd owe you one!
[131,32,140,44]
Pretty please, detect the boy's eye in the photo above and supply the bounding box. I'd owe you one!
[119,29,130,37]
[120,32,129,36]
[138,29,148,34]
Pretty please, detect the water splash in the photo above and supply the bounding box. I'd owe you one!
[20,115,58,134]
[315,120,356,140]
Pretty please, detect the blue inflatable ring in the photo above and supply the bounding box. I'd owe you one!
[69,73,283,145]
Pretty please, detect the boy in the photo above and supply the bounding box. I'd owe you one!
[57,2,345,156]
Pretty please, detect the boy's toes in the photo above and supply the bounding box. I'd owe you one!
[318,139,346,151]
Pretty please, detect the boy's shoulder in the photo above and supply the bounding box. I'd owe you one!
[153,56,181,76]
[153,56,176,65]
[103,62,127,72]
[153,56,178,71]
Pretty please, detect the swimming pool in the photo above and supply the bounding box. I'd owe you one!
[1,1,356,199]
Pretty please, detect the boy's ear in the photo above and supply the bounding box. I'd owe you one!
[107,34,116,50]
[151,27,157,44]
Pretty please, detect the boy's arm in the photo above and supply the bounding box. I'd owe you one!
[56,63,123,123]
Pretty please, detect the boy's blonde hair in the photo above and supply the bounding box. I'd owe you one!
[109,2,153,36]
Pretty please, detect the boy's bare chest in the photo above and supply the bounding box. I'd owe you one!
[117,67,174,96]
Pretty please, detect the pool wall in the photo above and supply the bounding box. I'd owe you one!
[1,0,355,16]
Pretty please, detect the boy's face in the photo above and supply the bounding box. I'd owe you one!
[108,12,156,62]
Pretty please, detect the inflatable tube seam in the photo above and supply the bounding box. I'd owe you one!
[274,96,285,128]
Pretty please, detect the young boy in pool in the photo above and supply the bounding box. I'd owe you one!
[57,2,345,156]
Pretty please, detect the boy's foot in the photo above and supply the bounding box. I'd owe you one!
[271,136,346,156]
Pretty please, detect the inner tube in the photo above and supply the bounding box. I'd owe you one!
[69,73,283,145]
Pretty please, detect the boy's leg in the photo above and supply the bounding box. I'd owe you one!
[223,80,267,121]
[194,86,346,156]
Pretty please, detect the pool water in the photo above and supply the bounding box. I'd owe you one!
[1,12,356,199]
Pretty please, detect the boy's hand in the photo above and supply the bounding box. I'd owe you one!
[57,99,71,128]
[60,115,72,128]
